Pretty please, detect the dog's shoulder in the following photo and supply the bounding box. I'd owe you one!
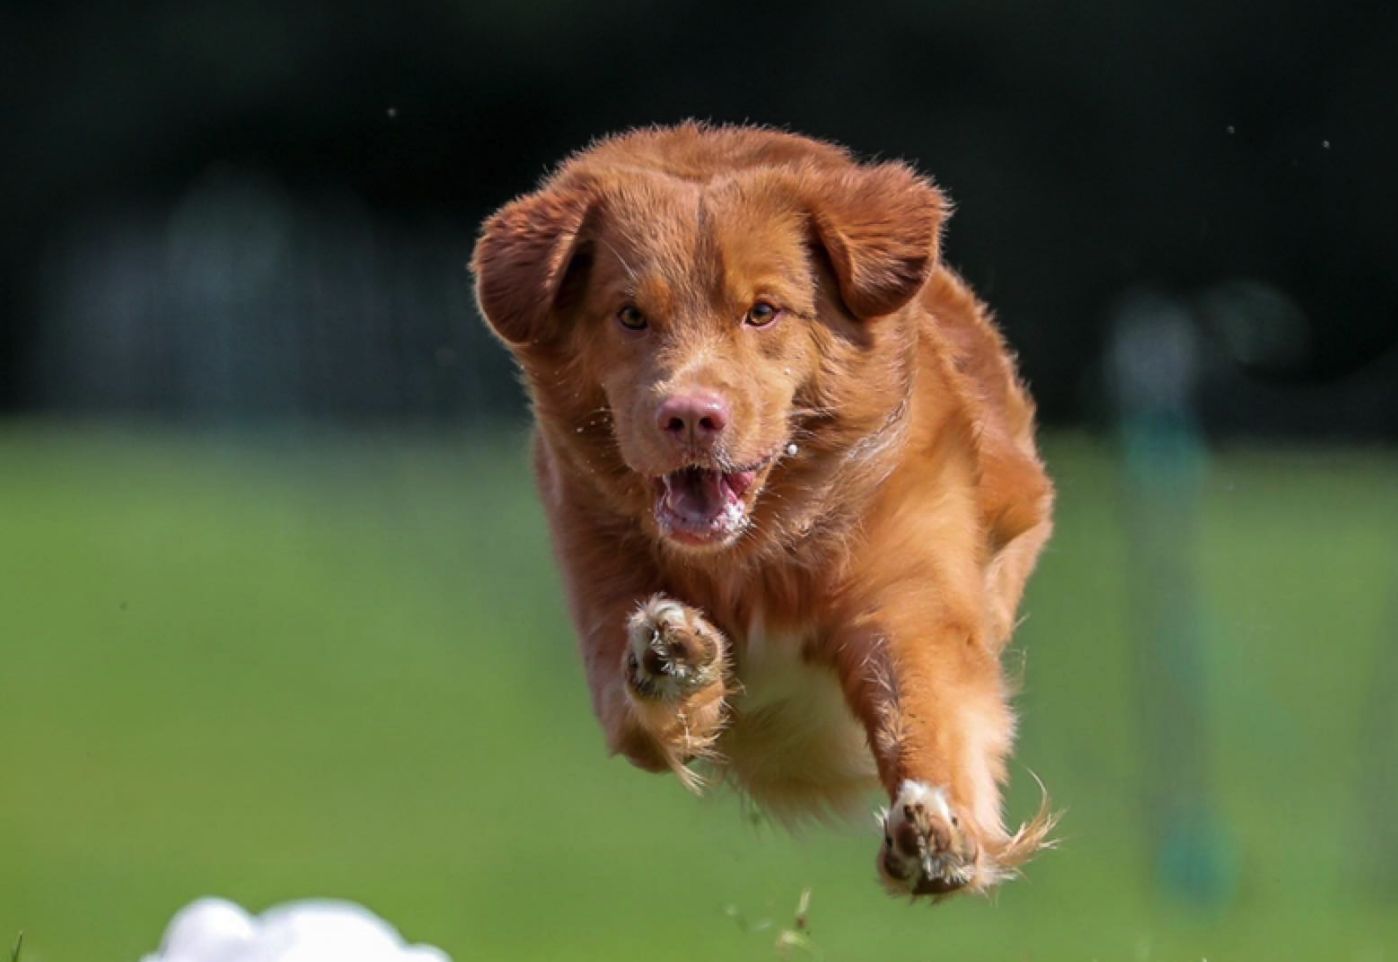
[921,266,1053,552]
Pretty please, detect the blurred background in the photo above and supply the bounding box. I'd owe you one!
[2,1,1395,959]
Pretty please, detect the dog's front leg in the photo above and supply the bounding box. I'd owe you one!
[619,595,731,786]
[568,589,731,787]
[831,604,1051,898]
[535,440,732,785]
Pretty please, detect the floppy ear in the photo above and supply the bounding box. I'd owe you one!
[471,179,596,348]
[806,162,947,320]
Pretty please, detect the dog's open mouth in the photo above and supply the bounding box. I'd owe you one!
[653,464,763,547]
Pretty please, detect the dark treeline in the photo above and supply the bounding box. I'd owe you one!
[3,0,1395,437]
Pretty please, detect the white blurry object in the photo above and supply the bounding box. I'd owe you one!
[143,897,451,962]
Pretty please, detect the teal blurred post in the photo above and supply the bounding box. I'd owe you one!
[1107,294,1236,906]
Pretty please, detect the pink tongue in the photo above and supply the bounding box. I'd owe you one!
[664,468,727,521]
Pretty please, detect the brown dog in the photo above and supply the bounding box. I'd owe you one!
[471,122,1055,898]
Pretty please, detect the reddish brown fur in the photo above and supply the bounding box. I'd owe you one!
[472,122,1055,897]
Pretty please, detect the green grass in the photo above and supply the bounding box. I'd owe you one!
[1,421,1395,961]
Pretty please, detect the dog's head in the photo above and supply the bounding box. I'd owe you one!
[472,129,946,557]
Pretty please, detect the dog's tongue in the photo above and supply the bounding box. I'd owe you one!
[662,467,728,523]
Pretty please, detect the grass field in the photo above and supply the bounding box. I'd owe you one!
[1,422,1395,961]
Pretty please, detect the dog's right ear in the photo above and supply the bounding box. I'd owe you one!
[471,179,596,349]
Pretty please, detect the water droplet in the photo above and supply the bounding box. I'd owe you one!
[1321,139,1331,150]
[386,107,398,119]
[1225,125,1235,135]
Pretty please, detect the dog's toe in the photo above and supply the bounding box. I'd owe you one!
[877,781,982,899]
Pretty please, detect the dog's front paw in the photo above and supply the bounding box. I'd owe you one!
[622,595,729,774]
[625,595,724,701]
[878,781,983,898]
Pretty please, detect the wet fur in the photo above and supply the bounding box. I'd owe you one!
[472,122,1056,896]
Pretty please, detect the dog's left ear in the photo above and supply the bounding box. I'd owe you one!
[471,177,596,349]
[805,163,948,320]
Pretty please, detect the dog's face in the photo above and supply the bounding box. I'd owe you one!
[474,155,944,556]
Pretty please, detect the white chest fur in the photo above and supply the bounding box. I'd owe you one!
[718,619,880,822]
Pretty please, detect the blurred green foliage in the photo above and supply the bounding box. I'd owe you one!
[0,424,1394,960]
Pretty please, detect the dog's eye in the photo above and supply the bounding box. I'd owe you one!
[616,305,648,331]
[745,302,780,328]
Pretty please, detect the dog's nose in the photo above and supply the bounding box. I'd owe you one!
[657,392,729,446]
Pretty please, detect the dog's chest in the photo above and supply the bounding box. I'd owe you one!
[719,620,880,819]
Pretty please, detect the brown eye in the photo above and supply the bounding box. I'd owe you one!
[617,305,648,331]
[745,301,780,327]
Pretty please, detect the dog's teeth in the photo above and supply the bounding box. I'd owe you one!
[785,443,799,457]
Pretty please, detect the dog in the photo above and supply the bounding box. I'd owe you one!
[471,122,1055,898]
